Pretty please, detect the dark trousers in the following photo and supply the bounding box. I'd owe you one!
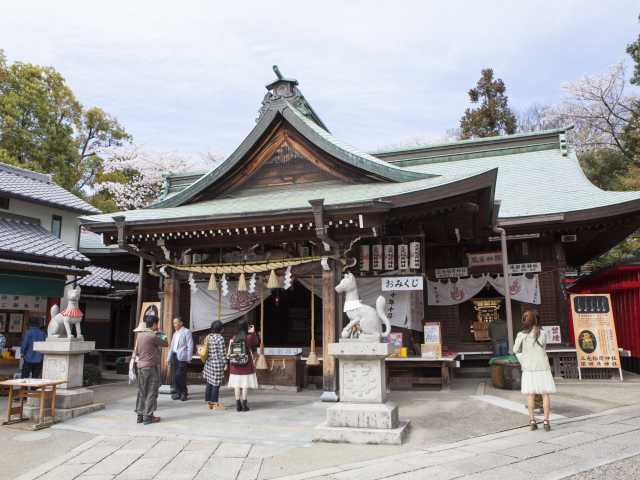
[135,366,160,418]
[492,339,509,357]
[22,361,42,379]
[205,384,220,403]
[170,353,188,396]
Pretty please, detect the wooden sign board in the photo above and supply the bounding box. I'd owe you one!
[570,294,622,381]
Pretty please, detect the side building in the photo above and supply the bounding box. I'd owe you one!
[0,162,98,354]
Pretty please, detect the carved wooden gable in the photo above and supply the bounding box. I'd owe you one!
[199,120,374,201]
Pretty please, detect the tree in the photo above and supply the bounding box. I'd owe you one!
[517,103,563,133]
[578,148,629,190]
[0,51,131,193]
[94,147,220,211]
[623,16,640,163]
[459,68,517,139]
[553,63,637,159]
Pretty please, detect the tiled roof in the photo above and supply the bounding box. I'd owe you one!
[403,148,640,220]
[152,104,432,209]
[78,265,139,290]
[81,169,496,225]
[0,213,90,265]
[0,162,100,214]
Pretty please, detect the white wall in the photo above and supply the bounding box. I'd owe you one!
[7,198,81,249]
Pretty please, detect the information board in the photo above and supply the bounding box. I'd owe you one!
[570,293,622,380]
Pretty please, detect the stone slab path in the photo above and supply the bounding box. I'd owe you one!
[15,404,640,480]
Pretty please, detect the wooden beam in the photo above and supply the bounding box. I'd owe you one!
[321,259,341,401]
[160,272,178,384]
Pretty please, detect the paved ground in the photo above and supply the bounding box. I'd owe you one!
[11,404,640,479]
[4,374,640,479]
[563,454,640,480]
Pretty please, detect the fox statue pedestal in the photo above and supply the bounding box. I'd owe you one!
[24,338,105,422]
[313,340,409,445]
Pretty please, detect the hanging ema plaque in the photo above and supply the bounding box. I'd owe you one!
[384,245,395,270]
[372,244,383,270]
[360,245,370,272]
[570,293,623,381]
[409,241,421,269]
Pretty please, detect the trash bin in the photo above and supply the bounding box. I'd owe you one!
[489,355,521,390]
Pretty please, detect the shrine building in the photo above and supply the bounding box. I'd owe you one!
[81,67,640,392]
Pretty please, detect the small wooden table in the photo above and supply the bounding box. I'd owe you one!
[0,379,65,430]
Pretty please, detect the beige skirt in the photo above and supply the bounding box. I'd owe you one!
[228,373,258,389]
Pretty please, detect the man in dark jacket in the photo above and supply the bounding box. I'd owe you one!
[21,317,47,378]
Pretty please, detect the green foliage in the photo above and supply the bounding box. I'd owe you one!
[0,50,131,198]
[578,148,630,190]
[627,15,640,87]
[590,234,640,270]
[459,68,517,139]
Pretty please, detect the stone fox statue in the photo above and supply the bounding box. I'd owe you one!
[48,287,84,339]
[335,272,391,341]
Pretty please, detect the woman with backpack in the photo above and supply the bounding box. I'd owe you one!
[514,309,556,431]
[227,319,259,412]
[202,320,227,410]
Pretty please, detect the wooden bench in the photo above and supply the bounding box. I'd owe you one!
[1,378,65,430]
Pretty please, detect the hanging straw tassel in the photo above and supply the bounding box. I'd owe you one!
[207,273,218,291]
[237,272,247,292]
[267,269,279,289]
[306,275,320,366]
[255,280,268,370]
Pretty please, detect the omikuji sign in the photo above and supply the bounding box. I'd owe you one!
[381,276,424,291]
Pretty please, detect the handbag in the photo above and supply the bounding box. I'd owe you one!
[128,337,140,384]
[198,335,211,363]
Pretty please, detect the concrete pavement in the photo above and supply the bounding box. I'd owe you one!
[6,376,640,479]
[12,404,640,479]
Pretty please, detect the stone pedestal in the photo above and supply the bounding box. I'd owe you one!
[25,339,104,422]
[314,341,409,445]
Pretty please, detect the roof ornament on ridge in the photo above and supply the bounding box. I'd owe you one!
[257,65,329,131]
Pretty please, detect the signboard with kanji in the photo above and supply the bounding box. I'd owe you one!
[422,322,442,358]
[467,252,502,267]
[372,245,383,270]
[381,276,424,291]
[398,244,409,270]
[570,293,622,380]
[384,245,395,270]
[409,242,421,269]
[360,245,370,272]
[541,325,562,344]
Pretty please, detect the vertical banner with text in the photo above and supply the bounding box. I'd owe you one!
[570,293,622,380]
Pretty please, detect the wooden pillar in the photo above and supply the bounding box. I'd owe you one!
[321,260,341,401]
[130,257,145,349]
[160,271,179,383]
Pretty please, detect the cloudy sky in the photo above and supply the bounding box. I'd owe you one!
[2,1,639,159]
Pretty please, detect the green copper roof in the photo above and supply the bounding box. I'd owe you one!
[404,148,640,220]
[152,102,432,209]
[81,169,496,227]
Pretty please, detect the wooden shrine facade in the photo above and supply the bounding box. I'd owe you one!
[82,67,640,391]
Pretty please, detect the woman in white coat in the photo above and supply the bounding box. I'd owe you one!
[514,309,556,431]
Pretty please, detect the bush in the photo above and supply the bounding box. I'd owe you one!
[83,364,102,386]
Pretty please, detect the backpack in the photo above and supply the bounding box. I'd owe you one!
[228,337,250,367]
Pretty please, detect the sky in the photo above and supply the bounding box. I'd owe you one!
[2,1,639,161]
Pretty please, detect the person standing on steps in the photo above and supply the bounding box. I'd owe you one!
[227,319,259,412]
[514,309,556,431]
[134,313,168,425]
[168,317,194,401]
[203,320,227,410]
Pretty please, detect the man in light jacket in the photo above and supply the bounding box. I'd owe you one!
[168,317,194,401]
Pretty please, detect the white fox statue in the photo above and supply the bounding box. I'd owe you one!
[335,272,391,342]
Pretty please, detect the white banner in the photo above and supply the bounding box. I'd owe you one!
[427,275,487,306]
[427,274,541,305]
[190,281,266,332]
[487,274,540,305]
